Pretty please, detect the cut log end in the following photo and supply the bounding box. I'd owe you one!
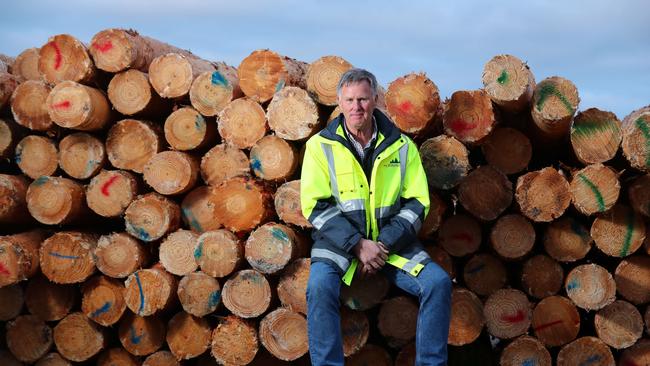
[531,76,580,140]
[39,232,97,284]
[238,49,307,103]
[58,133,106,180]
[499,336,552,366]
[81,275,127,327]
[259,308,309,361]
[222,269,271,318]
[591,204,645,257]
[95,232,148,278]
[27,176,87,225]
[277,258,310,314]
[443,89,496,144]
[482,54,535,112]
[385,72,441,136]
[164,107,215,151]
[419,135,470,190]
[516,167,571,222]
[378,296,418,348]
[118,313,166,356]
[463,253,507,297]
[87,170,138,218]
[484,289,531,339]
[177,271,221,317]
[594,300,643,349]
[622,107,650,172]
[211,315,259,366]
[159,229,199,276]
[38,34,96,85]
[6,315,53,363]
[267,86,320,141]
[532,295,580,347]
[107,119,163,174]
[250,135,298,182]
[570,108,622,164]
[46,81,111,131]
[190,67,242,116]
[438,213,482,257]
[200,144,250,187]
[274,180,312,228]
[166,312,211,360]
[481,127,532,175]
[11,80,54,131]
[124,267,176,317]
[15,135,58,179]
[53,312,106,362]
[565,263,616,310]
[458,165,513,221]
[556,337,614,366]
[212,177,274,233]
[245,223,304,274]
[570,164,620,216]
[521,254,564,299]
[124,192,181,242]
[490,214,535,260]
[196,229,243,278]
[218,98,267,149]
[448,288,484,346]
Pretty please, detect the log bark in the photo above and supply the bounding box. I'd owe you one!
[124,265,177,316]
[0,118,23,159]
[346,344,392,366]
[53,312,106,362]
[211,315,259,366]
[438,213,482,257]
[482,54,535,113]
[118,312,166,356]
[39,231,97,284]
[27,176,87,225]
[190,63,243,116]
[177,271,221,317]
[149,52,215,99]
[58,132,106,179]
[481,127,532,175]
[218,97,267,148]
[258,307,309,361]
[425,245,456,279]
[570,164,620,216]
[570,108,622,164]
[38,34,96,85]
[143,151,200,195]
[532,295,580,347]
[0,284,23,321]
[250,135,298,181]
[556,337,614,366]
[106,119,164,174]
[164,107,217,151]
[97,348,139,366]
[621,339,650,366]
[94,232,148,278]
[195,229,243,278]
[166,312,211,360]
[419,134,470,190]
[0,174,31,224]
[483,288,531,339]
[448,288,485,346]
[12,48,40,81]
[615,255,650,305]
[377,296,418,348]
[463,253,507,296]
[341,307,369,357]
[499,335,551,366]
[385,72,441,136]
[86,170,139,218]
[594,300,643,349]
[143,351,180,366]
[0,53,13,73]
[489,214,535,260]
[521,254,564,299]
[108,69,170,116]
[11,80,54,131]
[531,76,580,140]
[443,89,496,144]
[159,229,200,276]
[266,86,321,141]
[629,174,650,218]
[25,274,76,321]
[181,185,222,233]
[5,314,53,363]
[340,272,389,311]
[0,72,19,109]
[222,269,272,318]
[622,106,650,172]
[46,81,111,131]
[543,216,593,262]
[277,258,310,314]
[565,263,616,310]
[81,275,127,326]
[212,177,274,233]
[515,167,571,222]
[124,192,181,242]
[591,204,645,257]
[305,55,352,106]
[274,180,312,228]
[0,230,45,287]
[238,49,308,103]
[200,143,250,187]
[458,165,513,221]
[15,135,58,179]
[245,222,306,274]
[394,342,416,366]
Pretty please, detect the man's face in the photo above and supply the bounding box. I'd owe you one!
[338,80,377,131]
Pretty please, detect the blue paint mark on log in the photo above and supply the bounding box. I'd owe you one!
[211,71,228,87]
[579,355,602,366]
[251,157,262,174]
[466,263,485,275]
[194,115,205,131]
[90,302,112,318]
[129,325,143,344]
[522,358,536,366]
[271,227,289,242]
[33,176,49,186]
[14,150,22,164]
[567,279,580,291]
[48,252,79,260]
[208,290,221,308]
[183,208,204,233]
[194,241,203,260]
[86,160,97,176]
[135,272,145,315]
[126,222,151,241]
[275,79,285,93]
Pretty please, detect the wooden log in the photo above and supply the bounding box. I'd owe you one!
[238,49,308,103]
[97,348,139,366]
[245,222,306,274]
[58,132,105,179]
[118,312,166,356]
[340,272,389,311]
[38,34,96,85]
[10,80,54,131]
[570,108,622,164]
[143,350,180,366]
[149,52,216,99]
[218,97,267,149]
[0,174,31,224]
[200,143,250,187]
[531,76,580,140]
[108,69,169,116]
[25,274,76,321]
[274,180,312,228]
[646,305,650,336]
[515,167,571,222]
[499,335,551,366]
[166,311,211,360]
[305,55,352,106]
[212,177,274,233]
[181,185,222,233]
[378,296,418,348]
[250,135,298,181]
[482,54,535,113]
[543,215,593,262]
[448,287,485,346]
[0,350,22,366]
[621,106,650,172]
[532,295,580,347]
[629,174,650,218]
[266,86,320,141]
[53,312,106,362]
[437,213,481,257]
[277,258,309,314]
[481,127,532,175]
[0,119,23,159]
[86,170,138,218]
[124,192,181,242]
[565,263,616,310]
[106,119,164,174]
[419,134,470,190]
[385,72,441,136]
[0,284,23,321]
[222,269,272,318]
[620,339,650,366]
[12,48,40,81]
[143,150,199,196]
[483,288,531,339]
[592,204,645,257]
[159,229,200,276]
[35,353,72,366]
[425,245,456,279]
[615,255,650,305]
[443,89,496,144]
[0,230,45,287]
[196,229,244,278]
[164,107,217,151]
[521,254,564,299]
[177,271,221,317]
[46,81,111,131]
[594,300,643,349]
[556,336,614,366]
[490,214,535,260]
[463,253,507,296]
[247,350,310,366]
[458,165,513,221]
[394,342,415,366]
[570,164,620,216]
[94,232,148,278]
[124,266,177,316]
[15,135,58,179]
[0,72,20,109]
[258,307,309,361]
[0,53,12,73]
[346,344,392,366]
[190,64,243,116]
[5,314,53,363]
[418,191,447,241]
[211,315,259,366]
[39,231,97,284]
[81,275,127,326]
[341,307,369,357]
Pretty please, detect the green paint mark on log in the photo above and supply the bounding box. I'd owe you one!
[536,82,574,114]
[620,209,636,257]
[578,173,605,212]
[635,117,650,167]
[497,69,509,85]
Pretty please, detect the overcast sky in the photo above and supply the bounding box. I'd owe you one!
[1,0,648,118]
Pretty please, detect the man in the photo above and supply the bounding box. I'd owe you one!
[301,68,452,366]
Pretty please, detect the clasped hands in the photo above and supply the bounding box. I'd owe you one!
[353,238,389,277]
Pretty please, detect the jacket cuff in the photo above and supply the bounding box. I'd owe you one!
[342,232,363,253]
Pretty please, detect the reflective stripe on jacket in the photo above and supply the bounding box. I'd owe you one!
[300,109,431,281]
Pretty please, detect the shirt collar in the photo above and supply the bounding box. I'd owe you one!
[343,115,377,149]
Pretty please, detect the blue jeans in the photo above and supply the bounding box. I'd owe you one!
[307,260,452,366]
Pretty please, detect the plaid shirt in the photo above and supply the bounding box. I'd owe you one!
[342,116,377,160]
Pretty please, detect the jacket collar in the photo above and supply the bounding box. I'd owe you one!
[321,109,402,156]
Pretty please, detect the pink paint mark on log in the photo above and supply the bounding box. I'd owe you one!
[52,100,71,109]
[398,101,413,114]
[449,119,476,134]
[502,310,526,323]
[451,233,473,243]
[534,319,563,332]
[93,40,113,53]
[101,175,120,196]
[50,41,63,70]
[0,262,11,276]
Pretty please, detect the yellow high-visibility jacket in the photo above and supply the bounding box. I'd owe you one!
[301,109,431,284]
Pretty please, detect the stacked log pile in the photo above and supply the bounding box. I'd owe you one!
[0,30,649,366]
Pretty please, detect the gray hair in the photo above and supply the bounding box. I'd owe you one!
[337,68,378,97]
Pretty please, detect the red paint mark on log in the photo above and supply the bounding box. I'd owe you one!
[621,361,639,366]
[451,233,473,243]
[449,119,476,134]
[502,310,526,323]
[50,41,63,70]
[0,262,11,276]
[398,101,413,114]
[534,319,563,332]
[52,100,71,109]
[101,175,120,196]
[93,40,113,53]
